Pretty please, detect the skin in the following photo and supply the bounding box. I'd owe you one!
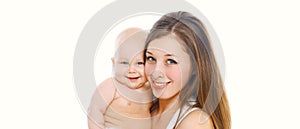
[113,52,147,89]
[114,27,142,52]
[113,29,148,90]
[107,29,152,129]
[88,28,152,129]
[88,78,152,129]
[176,110,213,129]
[145,34,213,129]
[145,35,191,101]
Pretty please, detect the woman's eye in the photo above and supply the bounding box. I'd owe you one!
[146,56,156,62]
[166,59,177,65]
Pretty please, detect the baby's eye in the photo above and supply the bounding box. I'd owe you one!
[146,56,156,63]
[137,61,144,65]
[120,61,129,65]
[166,59,177,65]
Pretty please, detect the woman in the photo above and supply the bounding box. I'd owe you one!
[144,11,231,129]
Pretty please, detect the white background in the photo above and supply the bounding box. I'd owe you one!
[1,0,300,129]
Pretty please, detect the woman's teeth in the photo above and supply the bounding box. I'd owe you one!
[154,82,166,87]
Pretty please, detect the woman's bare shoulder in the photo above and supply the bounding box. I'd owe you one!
[177,109,213,129]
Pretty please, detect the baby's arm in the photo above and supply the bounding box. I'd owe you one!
[88,78,116,129]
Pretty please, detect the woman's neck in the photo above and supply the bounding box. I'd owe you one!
[157,93,180,114]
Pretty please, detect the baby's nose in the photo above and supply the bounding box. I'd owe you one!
[128,64,136,73]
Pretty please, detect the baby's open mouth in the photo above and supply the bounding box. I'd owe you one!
[127,76,140,82]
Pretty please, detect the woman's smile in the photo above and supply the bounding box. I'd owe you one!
[145,35,192,99]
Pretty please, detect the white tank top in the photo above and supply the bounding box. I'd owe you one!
[166,105,200,129]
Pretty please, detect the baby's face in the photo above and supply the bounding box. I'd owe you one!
[113,30,147,89]
[114,52,147,89]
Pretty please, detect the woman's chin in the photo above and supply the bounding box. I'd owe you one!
[152,88,166,98]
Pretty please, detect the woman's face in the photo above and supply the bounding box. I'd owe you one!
[145,35,192,99]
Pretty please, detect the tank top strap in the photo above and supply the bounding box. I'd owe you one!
[166,105,200,129]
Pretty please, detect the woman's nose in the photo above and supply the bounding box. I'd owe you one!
[151,70,164,80]
[151,63,165,80]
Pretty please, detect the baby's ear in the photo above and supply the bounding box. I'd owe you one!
[111,57,115,65]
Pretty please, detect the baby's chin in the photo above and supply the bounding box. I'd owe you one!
[126,82,145,89]
[114,77,146,89]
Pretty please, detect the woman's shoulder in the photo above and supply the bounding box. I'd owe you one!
[176,108,214,129]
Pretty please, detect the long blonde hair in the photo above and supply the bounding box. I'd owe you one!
[145,11,231,129]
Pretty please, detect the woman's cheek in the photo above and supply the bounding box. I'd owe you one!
[166,67,181,86]
[144,64,154,78]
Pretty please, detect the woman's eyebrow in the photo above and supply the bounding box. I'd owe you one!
[165,54,174,57]
[146,51,153,55]
[165,53,180,59]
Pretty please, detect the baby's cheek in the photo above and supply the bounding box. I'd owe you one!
[136,66,145,76]
[114,64,128,75]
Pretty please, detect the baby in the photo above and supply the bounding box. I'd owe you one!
[88,28,152,129]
